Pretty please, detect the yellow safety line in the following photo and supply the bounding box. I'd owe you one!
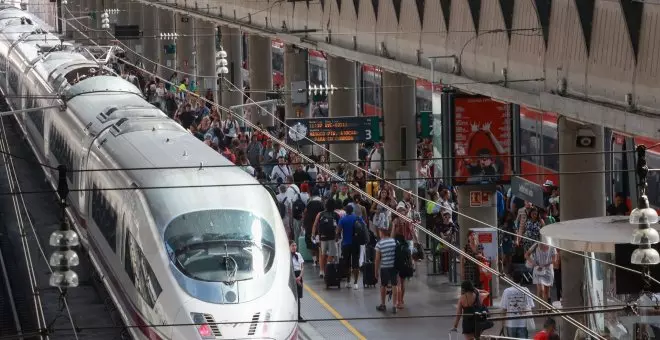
[304,284,367,340]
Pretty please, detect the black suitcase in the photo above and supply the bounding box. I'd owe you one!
[365,246,376,263]
[362,262,378,287]
[324,263,342,289]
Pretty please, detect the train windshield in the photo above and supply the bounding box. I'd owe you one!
[165,210,276,283]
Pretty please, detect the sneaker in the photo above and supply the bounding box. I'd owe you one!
[353,283,359,290]
[319,272,324,278]
[345,282,352,288]
[376,304,386,312]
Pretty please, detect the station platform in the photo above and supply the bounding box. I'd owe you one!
[297,260,503,340]
[295,258,574,339]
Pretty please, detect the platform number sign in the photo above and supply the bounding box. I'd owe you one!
[285,117,381,145]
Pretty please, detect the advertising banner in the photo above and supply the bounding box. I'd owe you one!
[453,96,512,184]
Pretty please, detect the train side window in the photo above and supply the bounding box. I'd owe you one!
[92,184,117,252]
[541,134,559,171]
[124,232,136,284]
[126,232,162,308]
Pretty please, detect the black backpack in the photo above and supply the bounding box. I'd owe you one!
[292,194,306,220]
[318,212,336,241]
[394,237,413,278]
[277,197,287,219]
[352,218,368,246]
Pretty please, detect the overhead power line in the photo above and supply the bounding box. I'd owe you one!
[46,11,631,339]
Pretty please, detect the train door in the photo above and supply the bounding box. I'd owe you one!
[608,130,635,208]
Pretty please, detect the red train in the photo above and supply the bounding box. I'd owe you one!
[519,107,660,208]
[360,64,438,117]
[241,38,327,90]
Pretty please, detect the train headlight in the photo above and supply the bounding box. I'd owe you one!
[190,312,217,339]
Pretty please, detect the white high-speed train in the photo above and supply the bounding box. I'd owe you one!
[0,6,298,340]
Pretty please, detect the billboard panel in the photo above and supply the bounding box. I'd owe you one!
[453,96,512,184]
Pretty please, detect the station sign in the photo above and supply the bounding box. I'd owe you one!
[285,117,381,145]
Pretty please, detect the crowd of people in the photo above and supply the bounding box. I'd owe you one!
[126,68,573,339]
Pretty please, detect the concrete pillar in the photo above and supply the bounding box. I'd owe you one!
[248,35,273,126]
[126,0,142,59]
[328,56,358,163]
[196,20,218,104]
[140,4,158,74]
[115,0,129,46]
[557,117,605,339]
[175,13,194,87]
[284,44,308,119]
[157,9,175,79]
[220,26,243,107]
[456,185,499,294]
[381,71,416,183]
[95,0,107,45]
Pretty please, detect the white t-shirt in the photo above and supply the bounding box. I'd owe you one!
[369,148,381,173]
[292,252,304,271]
[499,286,535,328]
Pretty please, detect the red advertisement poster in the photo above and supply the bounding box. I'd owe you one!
[454,97,512,184]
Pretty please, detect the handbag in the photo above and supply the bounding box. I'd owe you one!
[472,290,494,333]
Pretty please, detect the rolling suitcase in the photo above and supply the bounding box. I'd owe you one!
[324,262,342,289]
[297,235,313,262]
[362,262,378,287]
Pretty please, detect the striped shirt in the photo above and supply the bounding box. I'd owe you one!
[375,238,397,268]
[533,246,556,268]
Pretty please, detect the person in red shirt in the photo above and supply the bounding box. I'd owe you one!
[534,318,557,340]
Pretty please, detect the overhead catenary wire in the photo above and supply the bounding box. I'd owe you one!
[0,95,79,338]
[69,4,643,320]
[61,14,607,339]
[0,304,641,340]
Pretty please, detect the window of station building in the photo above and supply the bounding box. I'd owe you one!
[125,232,162,308]
[48,126,74,181]
[91,184,117,252]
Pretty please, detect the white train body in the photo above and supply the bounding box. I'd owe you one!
[0,6,298,340]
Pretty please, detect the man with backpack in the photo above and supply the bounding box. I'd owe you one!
[312,199,339,279]
[337,205,367,290]
[285,176,307,241]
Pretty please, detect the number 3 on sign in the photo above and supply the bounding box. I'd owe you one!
[365,130,372,140]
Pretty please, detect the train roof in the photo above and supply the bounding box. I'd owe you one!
[100,124,275,230]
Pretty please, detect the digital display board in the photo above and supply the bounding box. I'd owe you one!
[286,117,381,145]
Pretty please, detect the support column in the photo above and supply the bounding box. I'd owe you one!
[175,14,194,87]
[381,71,416,183]
[140,4,157,74]
[248,35,273,126]
[284,44,308,119]
[115,0,129,47]
[126,0,142,59]
[220,26,243,107]
[157,9,175,80]
[456,185,499,294]
[557,117,605,339]
[328,56,358,163]
[196,19,218,104]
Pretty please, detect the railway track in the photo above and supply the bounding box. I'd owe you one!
[0,93,43,339]
[0,93,126,340]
